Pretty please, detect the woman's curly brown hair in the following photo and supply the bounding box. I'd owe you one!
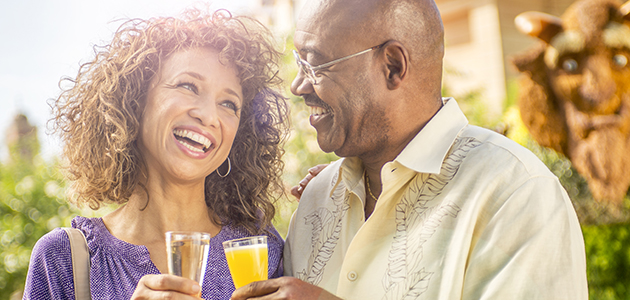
[50,8,289,234]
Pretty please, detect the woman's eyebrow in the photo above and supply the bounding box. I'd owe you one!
[177,71,205,80]
[225,89,242,101]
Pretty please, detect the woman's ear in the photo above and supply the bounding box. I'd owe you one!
[381,41,408,90]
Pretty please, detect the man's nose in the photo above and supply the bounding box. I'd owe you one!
[291,69,315,96]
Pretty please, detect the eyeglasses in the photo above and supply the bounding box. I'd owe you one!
[293,43,383,85]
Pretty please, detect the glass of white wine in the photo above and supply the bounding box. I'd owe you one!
[165,231,211,297]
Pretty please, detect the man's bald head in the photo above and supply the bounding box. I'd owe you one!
[297,0,444,96]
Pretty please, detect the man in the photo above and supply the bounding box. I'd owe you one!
[232,0,588,299]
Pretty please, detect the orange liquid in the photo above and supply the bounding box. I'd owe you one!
[224,244,268,289]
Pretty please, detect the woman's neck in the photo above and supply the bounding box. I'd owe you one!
[102,177,221,246]
[101,176,221,274]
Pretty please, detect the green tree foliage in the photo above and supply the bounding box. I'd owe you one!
[0,114,105,299]
[583,224,630,300]
[0,151,77,299]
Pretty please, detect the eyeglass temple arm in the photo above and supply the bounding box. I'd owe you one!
[310,45,381,71]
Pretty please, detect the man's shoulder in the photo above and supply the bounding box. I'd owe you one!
[458,125,554,178]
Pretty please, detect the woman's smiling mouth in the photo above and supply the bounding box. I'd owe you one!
[173,128,214,153]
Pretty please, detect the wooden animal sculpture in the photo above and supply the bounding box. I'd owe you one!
[513,0,630,206]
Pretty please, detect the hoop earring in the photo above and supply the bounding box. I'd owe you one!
[217,157,231,178]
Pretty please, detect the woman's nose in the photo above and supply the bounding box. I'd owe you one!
[189,98,220,128]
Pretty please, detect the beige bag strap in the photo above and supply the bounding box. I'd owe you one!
[62,227,92,300]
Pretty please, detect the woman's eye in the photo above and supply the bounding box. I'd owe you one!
[562,58,579,72]
[613,54,628,68]
[178,82,198,93]
[221,100,239,113]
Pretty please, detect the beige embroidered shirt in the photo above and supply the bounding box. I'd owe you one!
[284,98,587,300]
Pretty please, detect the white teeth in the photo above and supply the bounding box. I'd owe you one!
[179,140,205,153]
[173,129,213,152]
[310,106,329,116]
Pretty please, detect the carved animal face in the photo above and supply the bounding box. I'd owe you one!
[513,0,630,206]
[544,15,630,114]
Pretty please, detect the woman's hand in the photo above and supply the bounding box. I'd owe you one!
[131,274,201,299]
[290,164,329,200]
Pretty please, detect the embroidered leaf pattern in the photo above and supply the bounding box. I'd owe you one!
[296,172,350,285]
[382,137,480,299]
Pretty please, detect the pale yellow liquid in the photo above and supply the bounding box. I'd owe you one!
[167,237,210,297]
[224,244,268,289]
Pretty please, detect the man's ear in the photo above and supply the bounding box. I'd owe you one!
[381,41,408,90]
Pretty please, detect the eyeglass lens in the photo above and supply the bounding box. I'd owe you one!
[293,50,317,84]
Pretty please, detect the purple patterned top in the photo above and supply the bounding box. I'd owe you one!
[23,216,284,300]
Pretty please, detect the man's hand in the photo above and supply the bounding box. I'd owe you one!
[290,164,329,200]
[230,277,340,300]
[131,274,201,299]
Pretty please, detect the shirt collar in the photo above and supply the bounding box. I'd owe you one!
[338,97,468,184]
[395,97,468,174]
[339,156,365,193]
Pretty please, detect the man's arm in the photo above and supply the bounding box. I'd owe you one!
[462,176,587,299]
[230,277,342,300]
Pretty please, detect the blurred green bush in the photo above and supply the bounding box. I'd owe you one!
[0,156,72,299]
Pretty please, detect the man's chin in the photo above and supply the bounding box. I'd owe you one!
[317,138,357,158]
[316,134,342,154]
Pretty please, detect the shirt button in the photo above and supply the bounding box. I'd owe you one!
[347,271,358,281]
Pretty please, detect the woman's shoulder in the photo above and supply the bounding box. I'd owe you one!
[25,227,75,298]
[30,217,102,266]
[71,215,111,251]
[31,227,72,260]
[262,225,284,278]
[264,225,284,248]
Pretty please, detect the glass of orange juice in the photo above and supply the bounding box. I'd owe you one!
[165,231,211,297]
[222,236,268,289]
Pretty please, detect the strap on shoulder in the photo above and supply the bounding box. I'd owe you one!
[62,227,92,300]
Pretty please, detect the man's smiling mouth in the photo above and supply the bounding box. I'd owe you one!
[310,106,331,116]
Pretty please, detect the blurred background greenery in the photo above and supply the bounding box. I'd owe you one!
[1,41,629,300]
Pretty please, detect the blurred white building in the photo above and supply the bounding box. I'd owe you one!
[437,0,576,117]
[240,0,305,38]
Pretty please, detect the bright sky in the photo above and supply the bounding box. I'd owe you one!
[0,0,264,160]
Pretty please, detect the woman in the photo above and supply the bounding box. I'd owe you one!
[23,8,288,300]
